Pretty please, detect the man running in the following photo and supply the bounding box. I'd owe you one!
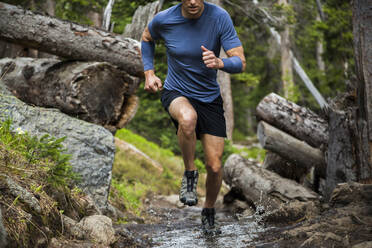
[141,0,245,235]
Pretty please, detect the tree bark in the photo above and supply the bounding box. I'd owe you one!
[262,151,308,184]
[0,3,143,77]
[343,0,372,183]
[218,48,234,140]
[0,57,140,131]
[325,110,356,199]
[257,121,326,177]
[206,0,234,140]
[224,154,318,212]
[102,0,115,31]
[278,0,295,100]
[256,93,328,148]
[123,1,163,41]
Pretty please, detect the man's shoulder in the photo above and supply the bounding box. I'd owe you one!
[204,2,230,20]
[153,4,181,24]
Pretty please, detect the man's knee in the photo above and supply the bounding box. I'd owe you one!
[205,159,222,174]
[178,110,197,136]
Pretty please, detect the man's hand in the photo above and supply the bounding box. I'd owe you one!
[201,46,224,69]
[144,70,163,93]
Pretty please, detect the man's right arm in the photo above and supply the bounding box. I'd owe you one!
[141,27,163,93]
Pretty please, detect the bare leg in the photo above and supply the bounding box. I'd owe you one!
[201,134,224,208]
[168,97,197,171]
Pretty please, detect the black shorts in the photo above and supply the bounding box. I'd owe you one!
[160,89,227,139]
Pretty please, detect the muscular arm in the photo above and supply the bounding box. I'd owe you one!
[141,27,162,92]
[201,45,246,73]
[142,27,153,42]
[226,46,246,72]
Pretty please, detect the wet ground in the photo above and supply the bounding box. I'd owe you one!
[114,182,372,248]
[115,197,296,248]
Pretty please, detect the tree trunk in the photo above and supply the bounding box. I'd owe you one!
[123,1,163,41]
[325,110,355,199]
[0,58,140,131]
[0,3,143,77]
[102,0,115,31]
[206,0,234,140]
[278,0,295,100]
[353,0,372,182]
[218,50,234,140]
[256,93,328,148]
[316,14,325,72]
[257,121,326,177]
[223,154,318,212]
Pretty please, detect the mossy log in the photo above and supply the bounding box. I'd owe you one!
[0,57,140,131]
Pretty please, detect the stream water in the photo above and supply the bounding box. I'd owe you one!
[120,205,286,248]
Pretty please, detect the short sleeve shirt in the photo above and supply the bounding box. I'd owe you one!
[148,2,242,102]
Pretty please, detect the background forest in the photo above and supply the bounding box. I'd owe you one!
[2,0,353,155]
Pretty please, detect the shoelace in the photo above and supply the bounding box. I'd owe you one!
[207,214,215,227]
[186,174,195,192]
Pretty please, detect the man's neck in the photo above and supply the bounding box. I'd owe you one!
[181,3,205,19]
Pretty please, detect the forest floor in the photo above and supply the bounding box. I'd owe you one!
[113,183,372,248]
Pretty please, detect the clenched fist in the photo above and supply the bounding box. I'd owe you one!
[201,45,224,69]
[144,70,163,93]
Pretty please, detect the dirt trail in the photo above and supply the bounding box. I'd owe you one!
[114,196,295,248]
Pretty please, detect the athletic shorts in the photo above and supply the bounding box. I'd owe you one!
[160,89,227,139]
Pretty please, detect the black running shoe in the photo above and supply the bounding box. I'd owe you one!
[201,208,221,235]
[179,170,198,206]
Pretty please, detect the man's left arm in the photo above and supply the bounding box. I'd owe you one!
[201,45,246,73]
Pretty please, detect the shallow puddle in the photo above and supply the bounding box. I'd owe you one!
[122,206,279,248]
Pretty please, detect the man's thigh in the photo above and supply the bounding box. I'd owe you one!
[201,134,224,163]
[168,96,197,123]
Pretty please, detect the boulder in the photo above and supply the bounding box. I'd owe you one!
[0,83,115,209]
[80,215,116,245]
[0,208,7,248]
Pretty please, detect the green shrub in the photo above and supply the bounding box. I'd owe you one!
[0,119,78,189]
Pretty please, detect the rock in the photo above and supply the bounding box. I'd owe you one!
[80,215,116,245]
[264,200,319,224]
[299,232,345,248]
[0,173,41,214]
[330,182,372,207]
[48,238,102,248]
[102,203,126,221]
[62,215,85,239]
[62,214,116,245]
[0,84,115,209]
[0,208,7,248]
[76,194,102,216]
[352,241,372,248]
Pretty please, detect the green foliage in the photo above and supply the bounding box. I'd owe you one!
[0,119,78,189]
[115,128,175,159]
[111,178,149,216]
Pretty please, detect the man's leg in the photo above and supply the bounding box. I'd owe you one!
[200,134,224,208]
[168,96,198,171]
[168,96,199,206]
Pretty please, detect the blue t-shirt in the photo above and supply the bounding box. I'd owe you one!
[148,2,242,103]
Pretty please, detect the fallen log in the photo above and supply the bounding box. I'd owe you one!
[256,93,328,148]
[262,151,308,184]
[223,154,318,212]
[0,57,140,130]
[0,3,143,77]
[257,121,326,177]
